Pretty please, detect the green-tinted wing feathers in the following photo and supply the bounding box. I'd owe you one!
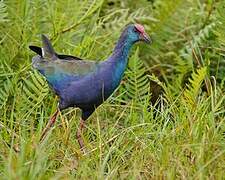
[34,58,99,77]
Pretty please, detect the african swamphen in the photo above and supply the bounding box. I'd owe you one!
[29,24,151,152]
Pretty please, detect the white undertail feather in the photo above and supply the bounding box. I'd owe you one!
[41,47,45,57]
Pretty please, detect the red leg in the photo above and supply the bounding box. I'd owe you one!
[40,109,59,141]
[76,119,86,153]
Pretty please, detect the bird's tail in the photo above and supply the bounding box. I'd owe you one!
[29,34,57,60]
[41,35,57,60]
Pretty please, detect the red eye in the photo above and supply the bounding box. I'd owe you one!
[134,24,145,34]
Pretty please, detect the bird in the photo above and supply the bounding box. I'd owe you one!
[29,24,151,152]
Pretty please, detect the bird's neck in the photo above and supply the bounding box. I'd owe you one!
[109,35,133,65]
[106,34,134,89]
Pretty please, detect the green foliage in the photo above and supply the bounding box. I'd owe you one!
[124,48,150,102]
[0,0,8,23]
[0,77,12,109]
[19,71,49,113]
[0,0,225,179]
[215,1,225,46]
[183,67,207,109]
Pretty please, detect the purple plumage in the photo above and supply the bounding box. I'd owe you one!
[29,24,151,152]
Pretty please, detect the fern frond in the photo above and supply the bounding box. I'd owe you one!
[123,48,150,103]
[183,67,207,109]
[78,0,103,22]
[98,7,154,34]
[0,0,8,23]
[214,1,225,46]
[18,71,49,112]
[180,22,216,63]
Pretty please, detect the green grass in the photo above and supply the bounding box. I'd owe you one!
[1,0,225,179]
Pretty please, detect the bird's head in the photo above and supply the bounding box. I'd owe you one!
[125,24,152,44]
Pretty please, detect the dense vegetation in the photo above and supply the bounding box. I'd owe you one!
[0,0,225,179]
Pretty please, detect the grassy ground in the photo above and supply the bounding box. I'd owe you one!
[0,0,225,179]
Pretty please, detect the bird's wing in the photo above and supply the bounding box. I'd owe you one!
[34,58,99,77]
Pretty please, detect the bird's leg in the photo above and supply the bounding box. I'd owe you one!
[40,108,60,142]
[76,119,86,153]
